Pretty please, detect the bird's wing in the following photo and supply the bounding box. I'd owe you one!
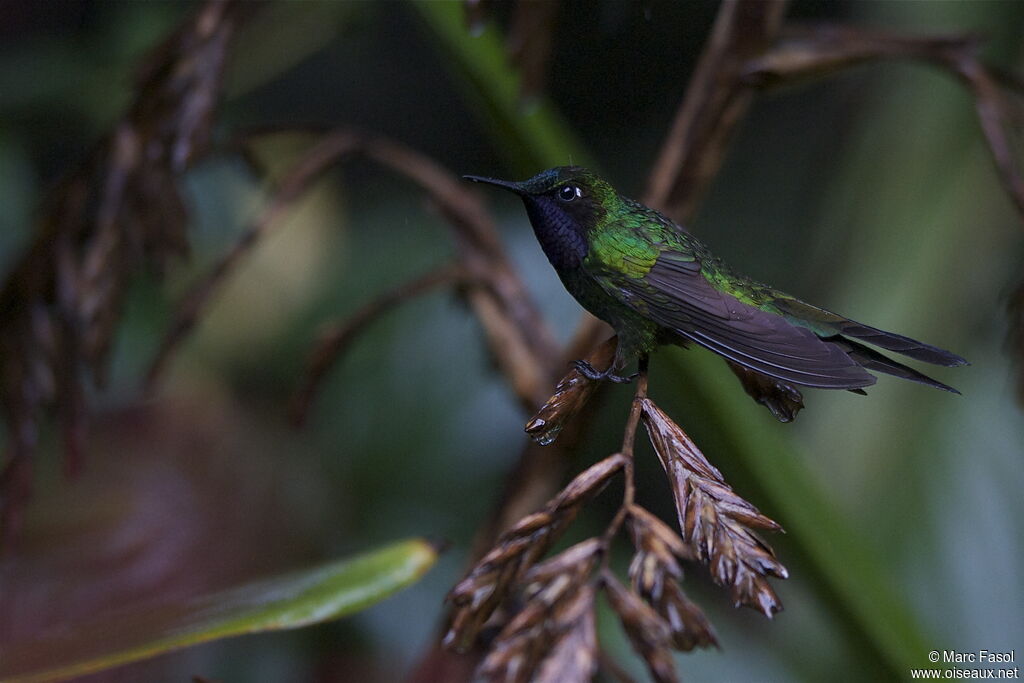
[590,250,876,389]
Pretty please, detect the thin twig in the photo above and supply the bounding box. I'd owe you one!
[144,131,362,391]
[620,356,650,459]
[644,0,789,219]
[148,128,561,413]
[289,263,468,426]
[599,355,649,567]
[742,24,1024,224]
[506,0,559,102]
[954,59,1024,221]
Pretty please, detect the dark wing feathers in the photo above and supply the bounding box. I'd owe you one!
[771,297,968,367]
[595,247,961,392]
[602,253,876,389]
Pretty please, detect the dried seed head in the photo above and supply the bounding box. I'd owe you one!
[626,506,717,650]
[525,336,617,445]
[445,510,571,652]
[603,571,678,683]
[657,580,719,651]
[0,0,250,537]
[627,505,693,571]
[479,543,601,683]
[445,456,622,651]
[726,360,804,422]
[551,453,627,511]
[641,398,788,617]
[532,585,598,683]
[522,538,602,588]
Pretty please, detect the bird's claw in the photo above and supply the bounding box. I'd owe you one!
[572,360,638,384]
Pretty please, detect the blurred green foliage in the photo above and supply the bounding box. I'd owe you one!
[2,539,439,683]
[1,1,1022,681]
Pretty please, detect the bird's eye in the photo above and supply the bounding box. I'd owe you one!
[557,185,580,202]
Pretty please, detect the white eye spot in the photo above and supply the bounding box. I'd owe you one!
[558,185,581,202]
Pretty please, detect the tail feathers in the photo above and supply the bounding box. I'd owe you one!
[834,321,968,368]
[835,337,961,394]
[771,296,968,367]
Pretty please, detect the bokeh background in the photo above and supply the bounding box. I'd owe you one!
[1,1,1022,681]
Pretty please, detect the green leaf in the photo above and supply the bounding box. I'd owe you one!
[0,538,440,683]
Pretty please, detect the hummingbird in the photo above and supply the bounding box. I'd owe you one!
[464,166,967,421]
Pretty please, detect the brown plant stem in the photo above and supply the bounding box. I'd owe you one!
[144,130,362,391]
[506,0,559,102]
[743,24,1024,223]
[289,263,469,426]
[644,0,789,219]
[148,128,561,413]
[599,355,649,565]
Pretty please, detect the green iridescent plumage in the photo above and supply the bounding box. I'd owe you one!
[465,167,967,420]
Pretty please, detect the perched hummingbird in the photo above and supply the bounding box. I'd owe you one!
[465,166,967,421]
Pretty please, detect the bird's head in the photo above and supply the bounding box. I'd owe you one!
[464,166,618,269]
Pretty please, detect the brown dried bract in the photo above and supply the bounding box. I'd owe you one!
[626,506,717,651]
[603,571,677,683]
[641,399,788,617]
[525,336,617,445]
[445,457,624,650]
[0,0,250,539]
[531,585,597,683]
[478,541,600,683]
[726,360,804,423]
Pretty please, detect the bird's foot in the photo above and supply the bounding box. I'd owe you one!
[572,360,638,384]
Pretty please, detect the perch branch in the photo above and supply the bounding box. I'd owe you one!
[743,24,1024,222]
[598,355,648,566]
[645,0,789,219]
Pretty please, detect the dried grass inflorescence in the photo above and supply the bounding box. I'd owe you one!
[642,398,788,617]
[448,359,786,682]
[604,571,679,683]
[726,360,804,422]
[626,505,718,651]
[0,0,250,538]
[478,541,600,683]
[445,454,625,651]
